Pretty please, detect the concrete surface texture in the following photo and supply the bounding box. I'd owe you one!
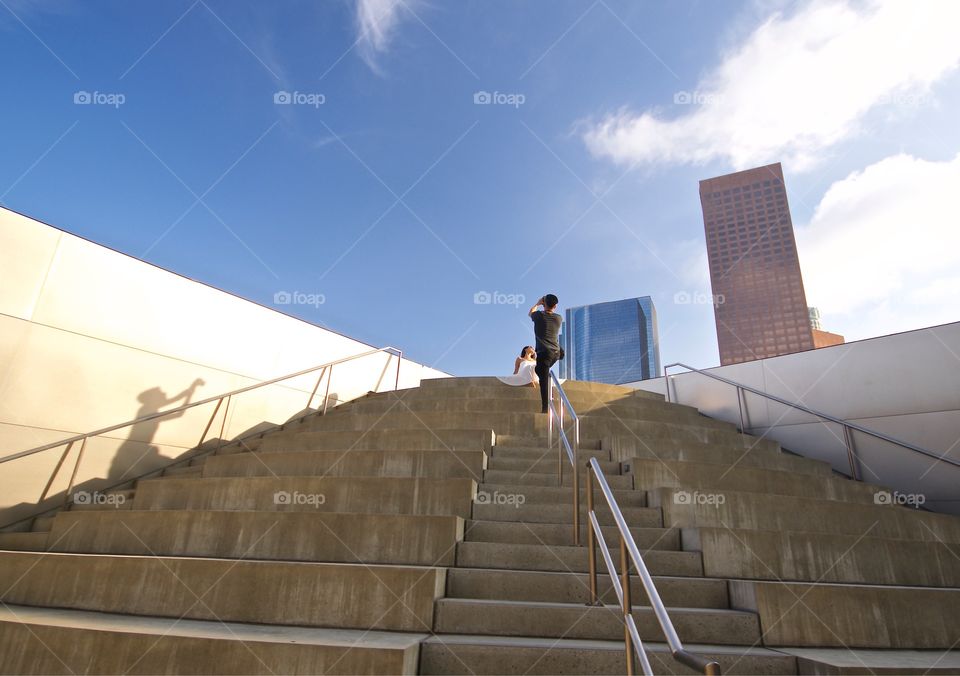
[1,376,958,674]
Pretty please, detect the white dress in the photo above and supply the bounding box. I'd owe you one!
[497,359,539,386]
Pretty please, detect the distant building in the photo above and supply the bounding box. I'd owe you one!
[699,162,815,365]
[809,307,824,331]
[561,297,660,384]
[809,307,845,348]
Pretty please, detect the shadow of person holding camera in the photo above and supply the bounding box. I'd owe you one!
[107,378,205,481]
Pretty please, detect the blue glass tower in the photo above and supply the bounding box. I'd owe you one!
[561,297,660,384]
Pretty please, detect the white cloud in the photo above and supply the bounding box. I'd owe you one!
[798,151,960,338]
[354,0,414,73]
[582,0,960,171]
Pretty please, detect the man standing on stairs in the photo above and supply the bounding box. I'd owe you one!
[528,294,563,413]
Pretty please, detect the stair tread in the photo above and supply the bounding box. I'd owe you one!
[439,597,752,615]
[0,603,426,648]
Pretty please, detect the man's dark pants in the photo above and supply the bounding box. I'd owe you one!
[535,350,560,413]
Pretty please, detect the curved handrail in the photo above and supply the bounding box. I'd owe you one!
[0,347,401,465]
[547,371,581,544]
[663,362,960,477]
[586,457,721,676]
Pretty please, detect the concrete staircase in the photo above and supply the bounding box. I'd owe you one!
[1,377,959,674]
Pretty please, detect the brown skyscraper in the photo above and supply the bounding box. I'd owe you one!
[699,163,814,365]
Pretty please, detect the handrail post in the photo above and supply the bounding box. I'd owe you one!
[843,424,861,481]
[216,395,232,452]
[307,365,328,409]
[64,437,88,507]
[586,463,598,605]
[621,534,636,676]
[38,441,75,504]
[736,386,745,433]
[198,397,225,449]
[394,350,402,391]
[322,365,334,415]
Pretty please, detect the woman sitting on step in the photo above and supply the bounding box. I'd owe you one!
[496,346,539,388]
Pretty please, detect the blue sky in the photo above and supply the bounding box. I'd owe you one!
[3,0,959,377]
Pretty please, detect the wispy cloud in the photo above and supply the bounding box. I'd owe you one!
[354,0,416,74]
[582,0,960,172]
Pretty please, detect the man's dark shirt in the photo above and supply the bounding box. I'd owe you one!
[531,310,562,355]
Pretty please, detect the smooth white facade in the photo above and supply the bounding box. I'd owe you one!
[629,323,960,514]
[0,206,448,526]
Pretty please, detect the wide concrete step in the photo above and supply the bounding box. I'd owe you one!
[630,457,884,503]
[254,428,495,453]
[0,532,49,551]
[482,468,632,489]
[132,476,475,517]
[44,509,463,566]
[471,500,659,526]
[202,449,486,481]
[32,516,56,532]
[301,411,747,447]
[498,435,602,450]
[464,520,678,549]
[476,482,645,508]
[162,464,203,477]
[433,598,760,645]
[419,377,663,400]
[651,488,960,542]
[487,456,619,475]
[730,580,960,649]
[420,635,797,675]
[0,551,443,631]
[489,446,612,462]
[333,397,730,429]
[605,434,784,460]
[780,647,960,674]
[610,440,834,478]
[455,541,700,576]
[694,527,960,587]
[0,604,423,675]
[352,384,687,414]
[446,567,729,608]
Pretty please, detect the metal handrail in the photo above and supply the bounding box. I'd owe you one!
[663,362,960,480]
[0,346,403,530]
[547,371,581,545]
[586,457,721,676]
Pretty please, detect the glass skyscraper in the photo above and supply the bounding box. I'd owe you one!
[560,297,661,384]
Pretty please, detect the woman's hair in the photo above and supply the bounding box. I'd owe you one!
[520,346,535,358]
